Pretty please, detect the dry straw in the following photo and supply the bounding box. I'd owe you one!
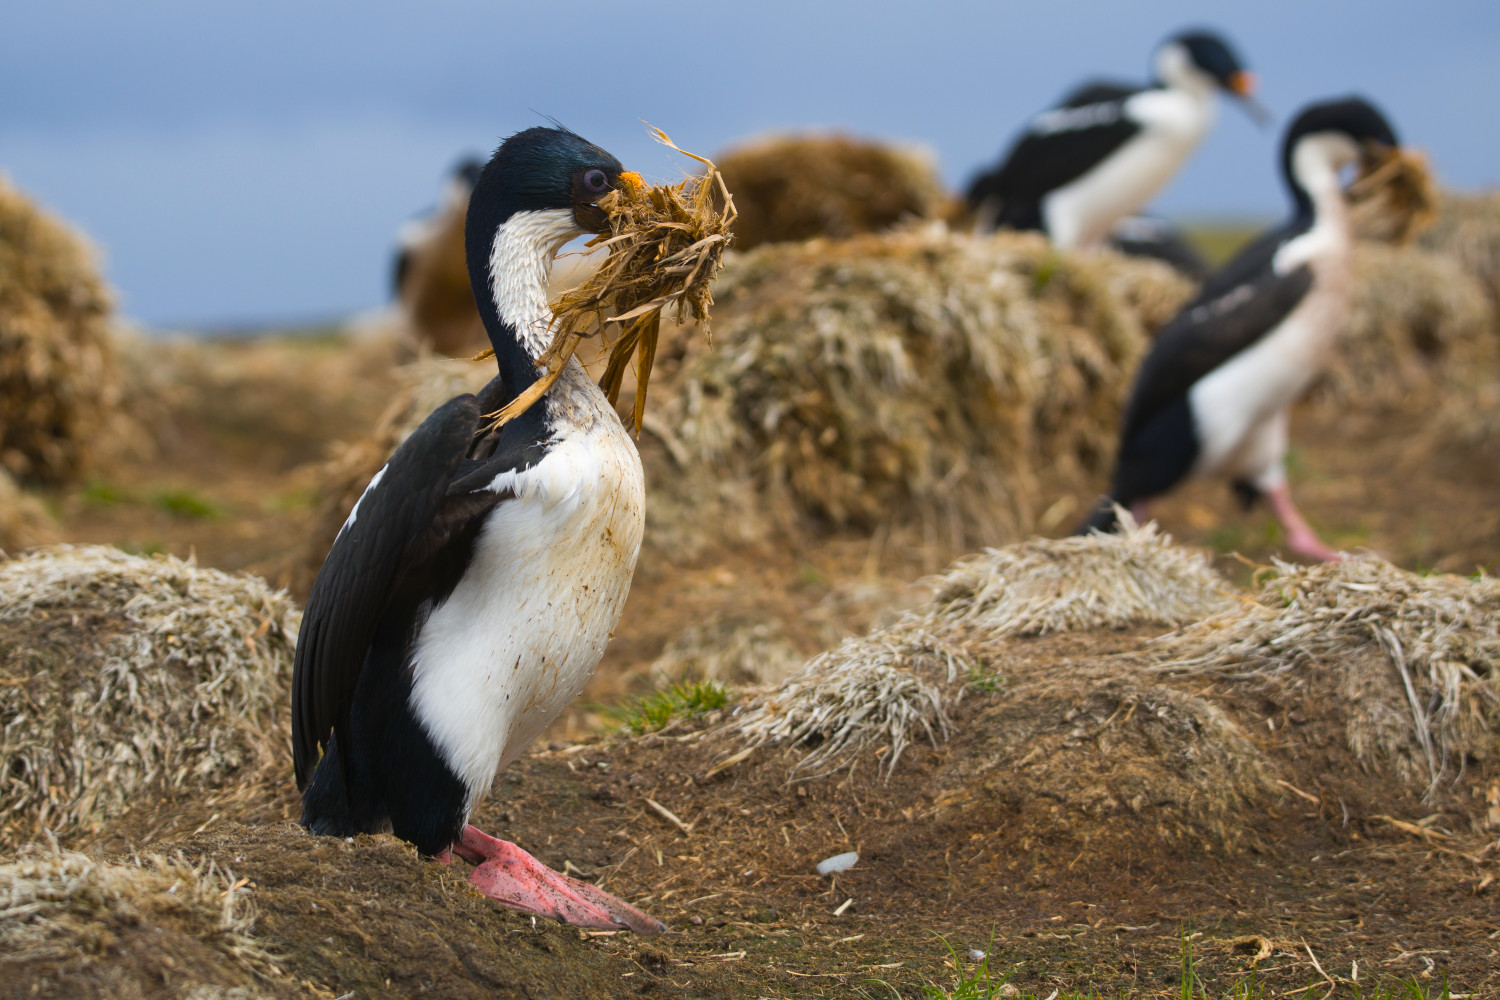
[714,133,946,250]
[1348,144,1438,245]
[0,177,120,485]
[486,128,735,436]
[0,547,299,846]
[724,522,1230,778]
[0,842,275,983]
[1156,555,1500,792]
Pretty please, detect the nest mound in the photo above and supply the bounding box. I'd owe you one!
[0,547,299,848]
[0,843,275,998]
[642,227,1192,557]
[1157,555,1500,794]
[1318,242,1497,408]
[725,525,1239,774]
[0,178,120,485]
[0,469,58,554]
[714,133,946,251]
[1420,189,1500,308]
[399,200,485,357]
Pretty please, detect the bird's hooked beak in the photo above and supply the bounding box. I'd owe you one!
[1227,71,1271,127]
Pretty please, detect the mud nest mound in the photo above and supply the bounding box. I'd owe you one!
[718,525,1269,847]
[0,178,120,486]
[641,227,1193,557]
[0,547,299,848]
[1319,241,1498,409]
[0,842,277,998]
[725,523,1234,777]
[714,133,946,251]
[1157,555,1500,797]
[0,469,58,555]
[1420,189,1500,308]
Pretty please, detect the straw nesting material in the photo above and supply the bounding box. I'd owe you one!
[1419,188,1500,308]
[0,177,120,485]
[1318,241,1497,409]
[0,546,299,846]
[1347,144,1438,246]
[713,132,947,251]
[0,842,275,990]
[1155,554,1500,790]
[0,468,59,555]
[723,523,1232,779]
[642,227,1185,555]
[487,129,735,437]
[928,518,1235,637]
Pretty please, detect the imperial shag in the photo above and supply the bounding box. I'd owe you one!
[1078,97,1406,561]
[293,126,662,933]
[967,30,1263,249]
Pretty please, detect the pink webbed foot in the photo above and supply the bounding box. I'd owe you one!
[1287,531,1344,563]
[453,825,664,935]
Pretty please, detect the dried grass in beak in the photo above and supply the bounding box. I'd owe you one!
[486,128,736,434]
[1349,143,1437,244]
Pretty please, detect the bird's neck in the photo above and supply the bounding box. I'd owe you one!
[1287,139,1352,243]
[471,208,581,401]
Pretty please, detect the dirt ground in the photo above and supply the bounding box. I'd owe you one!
[6,332,1497,998]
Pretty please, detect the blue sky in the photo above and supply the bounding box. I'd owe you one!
[4,1,1497,328]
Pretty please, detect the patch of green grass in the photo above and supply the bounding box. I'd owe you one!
[152,489,223,520]
[119,540,166,556]
[1181,220,1264,267]
[262,486,319,514]
[606,680,730,734]
[965,665,1007,694]
[79,480,130,506]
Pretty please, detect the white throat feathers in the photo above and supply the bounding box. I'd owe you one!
[1274,134,1359,273]
[487,208,583,359]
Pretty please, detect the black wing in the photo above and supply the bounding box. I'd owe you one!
[967,83,1144,209]
[293,394,487,789]
[1120,222,1313,443]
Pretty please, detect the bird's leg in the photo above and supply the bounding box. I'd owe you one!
[1129,501,1151,527]
[1264,482,1341,561]
[453,825,665,935]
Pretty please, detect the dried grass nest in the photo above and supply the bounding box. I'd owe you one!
[1348,144,1438,245]
[723,522,1231,779]
[0,546,299,847]
[1156,554,1500,791]
[487,129,735,436]
[0,843,275,990]
[639,226,1192,557]
[0,177,120,485]
[713,132,947,251]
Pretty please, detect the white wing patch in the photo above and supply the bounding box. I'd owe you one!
[338,464,388,540]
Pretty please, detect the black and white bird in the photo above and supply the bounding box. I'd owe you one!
[1078,97,1405,560]
[966,30,1263,249]
[292,126,662,934]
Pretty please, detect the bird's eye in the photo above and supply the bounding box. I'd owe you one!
[583,169,609,194]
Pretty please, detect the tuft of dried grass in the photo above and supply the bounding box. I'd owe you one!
[713,132,946,251]
[1419,188,1500,308]
[649,617,802,688]
[724,525,1230,779]
[1318,241,1497,409]
[0,842,275,981]
[0,468,59,554]
[0,177,120,486]
[642,227,1189,557]
[1348,145,1438,245]
[0,546,299,846]
[1155,555,1500,791]
[489,129,734,436]
[928,518,1234,637]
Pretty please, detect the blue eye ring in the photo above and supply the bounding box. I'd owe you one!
[583,169,608,194]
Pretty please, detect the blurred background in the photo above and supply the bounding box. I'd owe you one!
[5,0,1499,329]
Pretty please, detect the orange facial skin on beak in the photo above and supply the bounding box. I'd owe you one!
[618,171,644,195]
[1229,70,1257,97]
